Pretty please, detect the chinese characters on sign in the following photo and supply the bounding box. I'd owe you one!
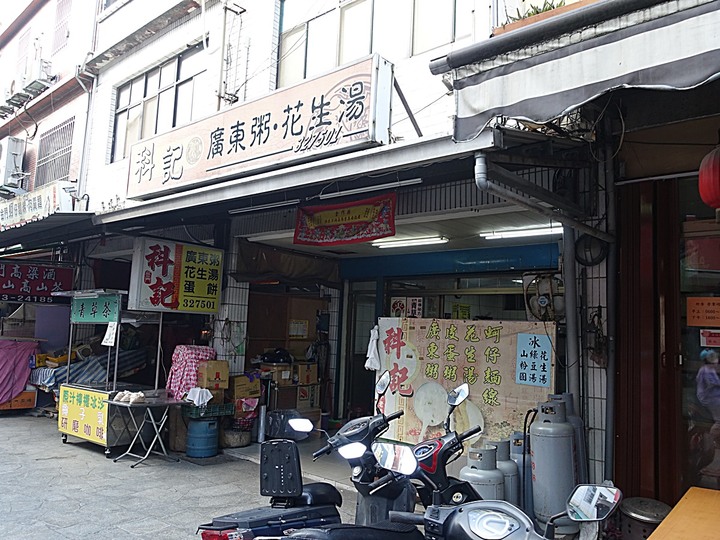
[0,260,73,303]
[0,181,74,231]
[128,238,223,314]
[58,386,108,445]
[70,294,121,324]
[377,318,555,444]
[687,297,720,327]
[515,333,551,387]
[127,55,392,199]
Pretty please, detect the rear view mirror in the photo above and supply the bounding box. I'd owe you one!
[376,371,391,396]
[371,442,417,476]
[567,485,622,521]
[448,383,469,407]
[288,418,314,433]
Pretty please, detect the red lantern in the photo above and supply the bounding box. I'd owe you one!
[699,145,720,209]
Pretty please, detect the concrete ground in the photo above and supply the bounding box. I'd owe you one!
[0,410,356,540]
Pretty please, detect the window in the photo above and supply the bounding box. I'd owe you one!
[278,0,470,87]
[112,45,207,162]
[53,0,72,56]
[35,117,75,188]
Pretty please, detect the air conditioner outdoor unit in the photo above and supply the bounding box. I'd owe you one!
[0,137,27,189]
[23,58,54,96]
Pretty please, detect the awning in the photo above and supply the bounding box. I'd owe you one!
[434,0,720,142]
[0,212,95,249]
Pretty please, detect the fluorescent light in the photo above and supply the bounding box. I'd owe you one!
[228,199,300,215]
[479,224,563,240]
[372,235,448,248]
[319,178,422,200]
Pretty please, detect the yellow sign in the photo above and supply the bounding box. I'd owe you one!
[687,297,720,328]
[58,386,108,444]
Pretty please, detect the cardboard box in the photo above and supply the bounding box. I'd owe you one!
[197,360,229,389]
[0,390,37,410]
[261,362,293,386]
[296,384,320,410]
[294,362,319,384]
[230,372,261,399]
[208,388,225,404]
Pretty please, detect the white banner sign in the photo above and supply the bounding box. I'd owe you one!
[0,181,74,231]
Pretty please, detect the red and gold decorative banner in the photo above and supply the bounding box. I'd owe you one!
[293,193,396,246]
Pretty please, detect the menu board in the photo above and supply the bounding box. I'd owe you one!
[377,317,556,443]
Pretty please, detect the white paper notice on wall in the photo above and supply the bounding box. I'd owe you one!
[102,322,118,346]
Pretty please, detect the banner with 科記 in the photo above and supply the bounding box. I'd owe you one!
[293,193,396,246]
[377,318,556,444]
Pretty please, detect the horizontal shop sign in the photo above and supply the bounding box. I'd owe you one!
[0,260,74,303]
[127,54,393,199]
[0,181,74,231]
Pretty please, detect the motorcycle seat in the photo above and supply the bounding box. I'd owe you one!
[287,520,424,539]
[291,482,343,507]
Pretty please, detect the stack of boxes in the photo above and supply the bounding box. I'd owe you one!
[196,360,230,403]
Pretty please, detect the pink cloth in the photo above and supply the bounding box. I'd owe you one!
[0,340,39,403]
[166,345,216,399]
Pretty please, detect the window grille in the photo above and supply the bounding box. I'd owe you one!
[35,117,75,188]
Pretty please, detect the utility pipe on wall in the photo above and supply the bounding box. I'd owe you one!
[563,226,581,404]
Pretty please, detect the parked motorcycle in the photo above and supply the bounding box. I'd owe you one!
[197,371,410,539]
[377,443,622,540]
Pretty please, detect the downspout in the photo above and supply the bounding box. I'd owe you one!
[563,226,581,405]
[75,65,96,211]
[603,117,618,481]
[474,152,614,244]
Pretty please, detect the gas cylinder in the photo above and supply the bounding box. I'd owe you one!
[530,400,578,535]
[510,431,534,518]
[460,445,505,500]
[488,439,519,506]
[549,392,588,484]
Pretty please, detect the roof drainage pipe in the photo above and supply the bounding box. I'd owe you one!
[473,153,614,244]
[430,0,669,74]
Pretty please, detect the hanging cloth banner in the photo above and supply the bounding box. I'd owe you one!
[293,193,396,246]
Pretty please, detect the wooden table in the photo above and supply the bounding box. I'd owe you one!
[649,487,720,539]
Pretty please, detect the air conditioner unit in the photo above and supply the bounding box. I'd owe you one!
[0,137,27,190]
[23,58,54,96]
[5,78,31,108]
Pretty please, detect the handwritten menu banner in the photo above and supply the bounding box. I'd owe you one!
[128,238,223,314]
[127,55,392,199]
[0,260,73,303]
[377,317,555,443]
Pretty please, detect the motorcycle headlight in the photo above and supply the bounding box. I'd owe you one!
[467,510,520,540]
[338,442,367,459]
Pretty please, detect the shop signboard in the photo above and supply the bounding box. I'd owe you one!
[294,194,396,246]
[128,237,223,314]
[376,317,555,444]
[0,260,74,303]
[687,297,720,327]
[70,294,121,324]
[58,386,108,445]
[0,180,74,231]
[127,54,393,199]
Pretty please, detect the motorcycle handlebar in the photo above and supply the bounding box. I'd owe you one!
[385,410,404,422]
[458,424,483,442]
[312,444,333,460]
[368,472,395,491]
[388,511,424,525]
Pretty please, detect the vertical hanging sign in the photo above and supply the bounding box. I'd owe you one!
[128,238,223,314]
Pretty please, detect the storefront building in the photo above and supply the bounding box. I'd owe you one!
[431,0,720,504]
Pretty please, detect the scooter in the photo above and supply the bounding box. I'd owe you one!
[310,370,417,525]
[375,444,622,539]
[197,371,410,539]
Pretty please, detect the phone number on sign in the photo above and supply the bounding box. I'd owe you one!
[181,298,216,310]
[0,295,58,303]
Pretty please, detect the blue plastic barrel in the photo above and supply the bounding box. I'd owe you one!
[186,418,219,458]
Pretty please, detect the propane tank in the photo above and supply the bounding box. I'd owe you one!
[510,431,534,519]
[488,439,519,506]
[530,400,579,535]
[460,445,505,500]
[549,392,588,484]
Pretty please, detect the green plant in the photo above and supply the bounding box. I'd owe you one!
[506,0,566,23]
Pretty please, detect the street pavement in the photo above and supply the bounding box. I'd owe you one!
[0,410,357,539]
